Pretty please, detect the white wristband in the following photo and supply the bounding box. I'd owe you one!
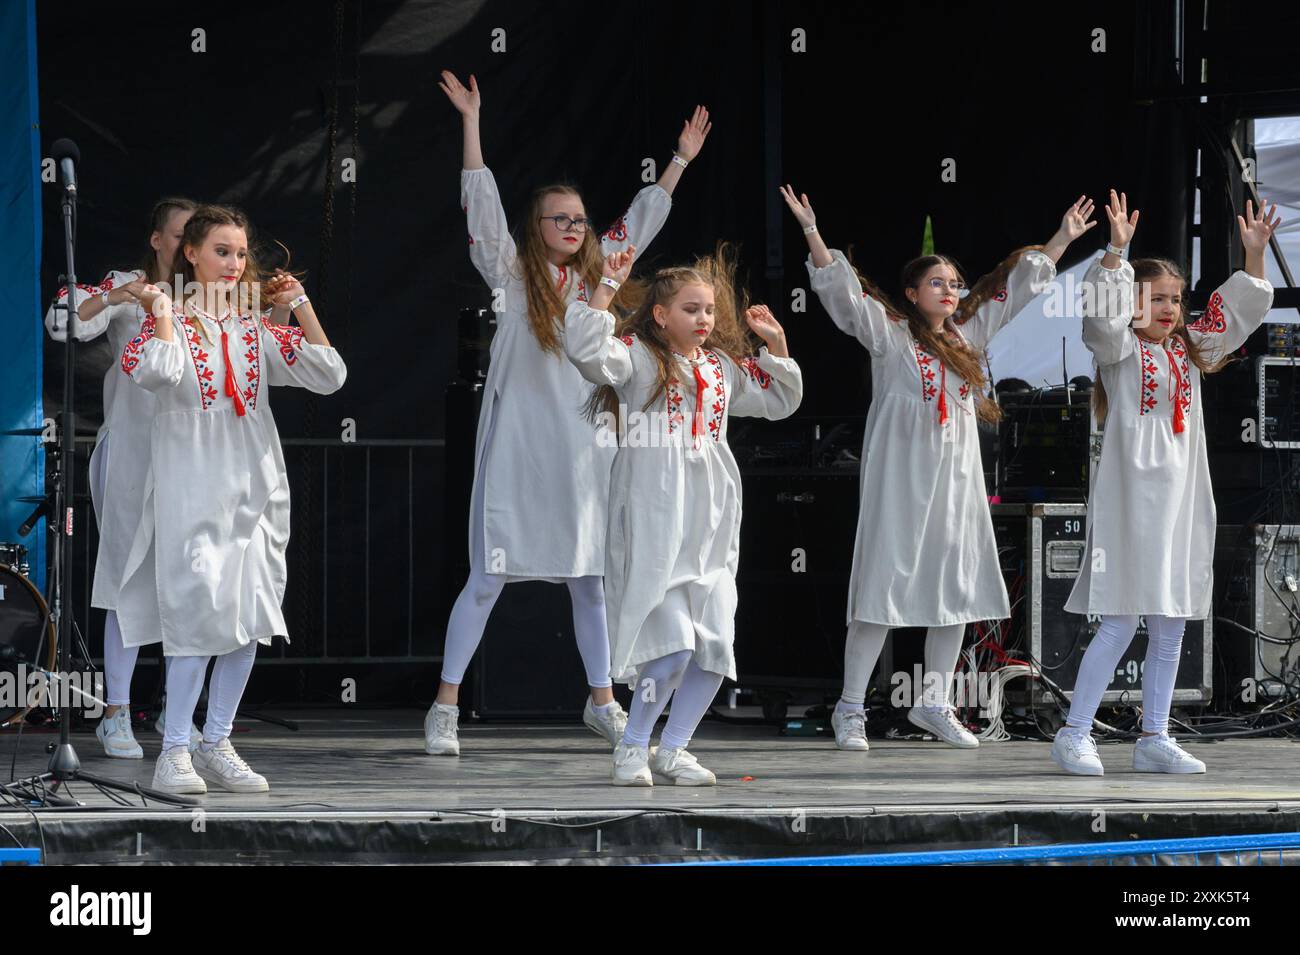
[100,288,112,305]
[1105,242,1128,257]
[670,154,689,169]
[599,276,622,292]
[289,293,310,311]
[803,224,818,235]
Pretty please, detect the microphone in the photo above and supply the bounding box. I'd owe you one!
[50,138,80,195]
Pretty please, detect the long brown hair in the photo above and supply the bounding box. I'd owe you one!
[582,242,757,427]
[169,204,265,343]
[845,247,1043,424]
[1091,257,1231,423]
[517,184,606,355]
[138,197,197,283]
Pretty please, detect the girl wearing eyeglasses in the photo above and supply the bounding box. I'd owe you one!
[782,186,1095,752]
[1052,192,1278,776]
[427,71,711,756]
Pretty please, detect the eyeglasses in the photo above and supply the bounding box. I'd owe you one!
[926,278,967,293]
[539,214,591,233]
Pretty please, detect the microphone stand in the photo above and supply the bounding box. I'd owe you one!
[0,157,194,809]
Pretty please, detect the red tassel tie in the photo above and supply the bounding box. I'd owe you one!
[221,329,246,417]
[690,362,708,449]
[1168,347,1184,434]
[937,361,949,425]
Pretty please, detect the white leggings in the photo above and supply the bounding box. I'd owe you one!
[839,621,966,708]
[103,611,140,707]
[1065,614,1186,735]
[622,649,726,750]
[163,642,258,751]
[439,421,612,688]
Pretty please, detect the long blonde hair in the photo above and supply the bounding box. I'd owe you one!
[1091,257,1232,423]
[582,242,757,427]
[517,184,606,355]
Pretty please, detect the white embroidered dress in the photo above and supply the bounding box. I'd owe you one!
[460,166,672,580]
[45,270,155,611]
[1065,259,1273,618]
[807,249,1058,627]
[116,307,347,656]
[563,301,803,684]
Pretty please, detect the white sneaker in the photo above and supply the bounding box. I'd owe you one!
[153,710,202,751]
[424,702,460,756]
[192,738,270,792]
[649,745,717,786]
[831,707,870,751]
[612,742,652,786]
[152,745,207,795]
[583,697,628,749]
[95,709,143,759]
[1051,728,1104,776]
[908,704,980,749]
[1133,733,1206,774]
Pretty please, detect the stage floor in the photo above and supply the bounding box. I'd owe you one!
[4,710,1299,863]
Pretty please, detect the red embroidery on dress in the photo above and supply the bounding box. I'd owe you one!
[121,316,156,376]
[618,334,636,347]
[739,356,772,389]
[240,316,260,410]
[577,278,588,303]
[1138,340,1159,414]
[262,320,304,367]
[556,265,568,291]
[184,322,219,409]
[993,287,1008,303]
[959,380,971,401]
[666,379,684,434]
[914,343,939,403]
[705,351,726,439]
[604,216,628,243]
[1168,335,1192,421]
[57,274,119,302]
[1188,291,1227,334]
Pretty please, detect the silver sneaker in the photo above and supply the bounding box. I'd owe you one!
[1051,728,1104,776]
[152,745,207,795]
[96,709,143,759]
[1133,733,1206,774]
[583,697,628,749]
[908,704,980,748]
[831,708,870,751]
[192,738,270,792]
[612,742,652,786]
[649,745,717,786]
[424,702,460,756]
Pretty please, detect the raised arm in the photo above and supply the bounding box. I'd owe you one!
[563,249,637,388]
[121,303,186,393]
[1080,257,1136,367]
[440,71,517,289]
[648,105,711,197]
[728,304,803,420]
[781,184,903,357]
[1187,199,1279,359]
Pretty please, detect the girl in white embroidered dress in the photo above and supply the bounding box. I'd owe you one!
[783,184,1096,751]
[564,245,803,786]
[44,197,198,759]
[1052,192,1279,776]
[119,206,346,795]
[425,70,712,757]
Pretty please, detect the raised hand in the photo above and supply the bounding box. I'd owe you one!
[1105,189,1139,248]
[744,304,785,344]
[676,106,712,162]
[778,184,816,231]
[1059,195,1097,242]
[264,269,304,306]
[438,70,480,117]
[603,246,636,284]
[1238,198,1281,254]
